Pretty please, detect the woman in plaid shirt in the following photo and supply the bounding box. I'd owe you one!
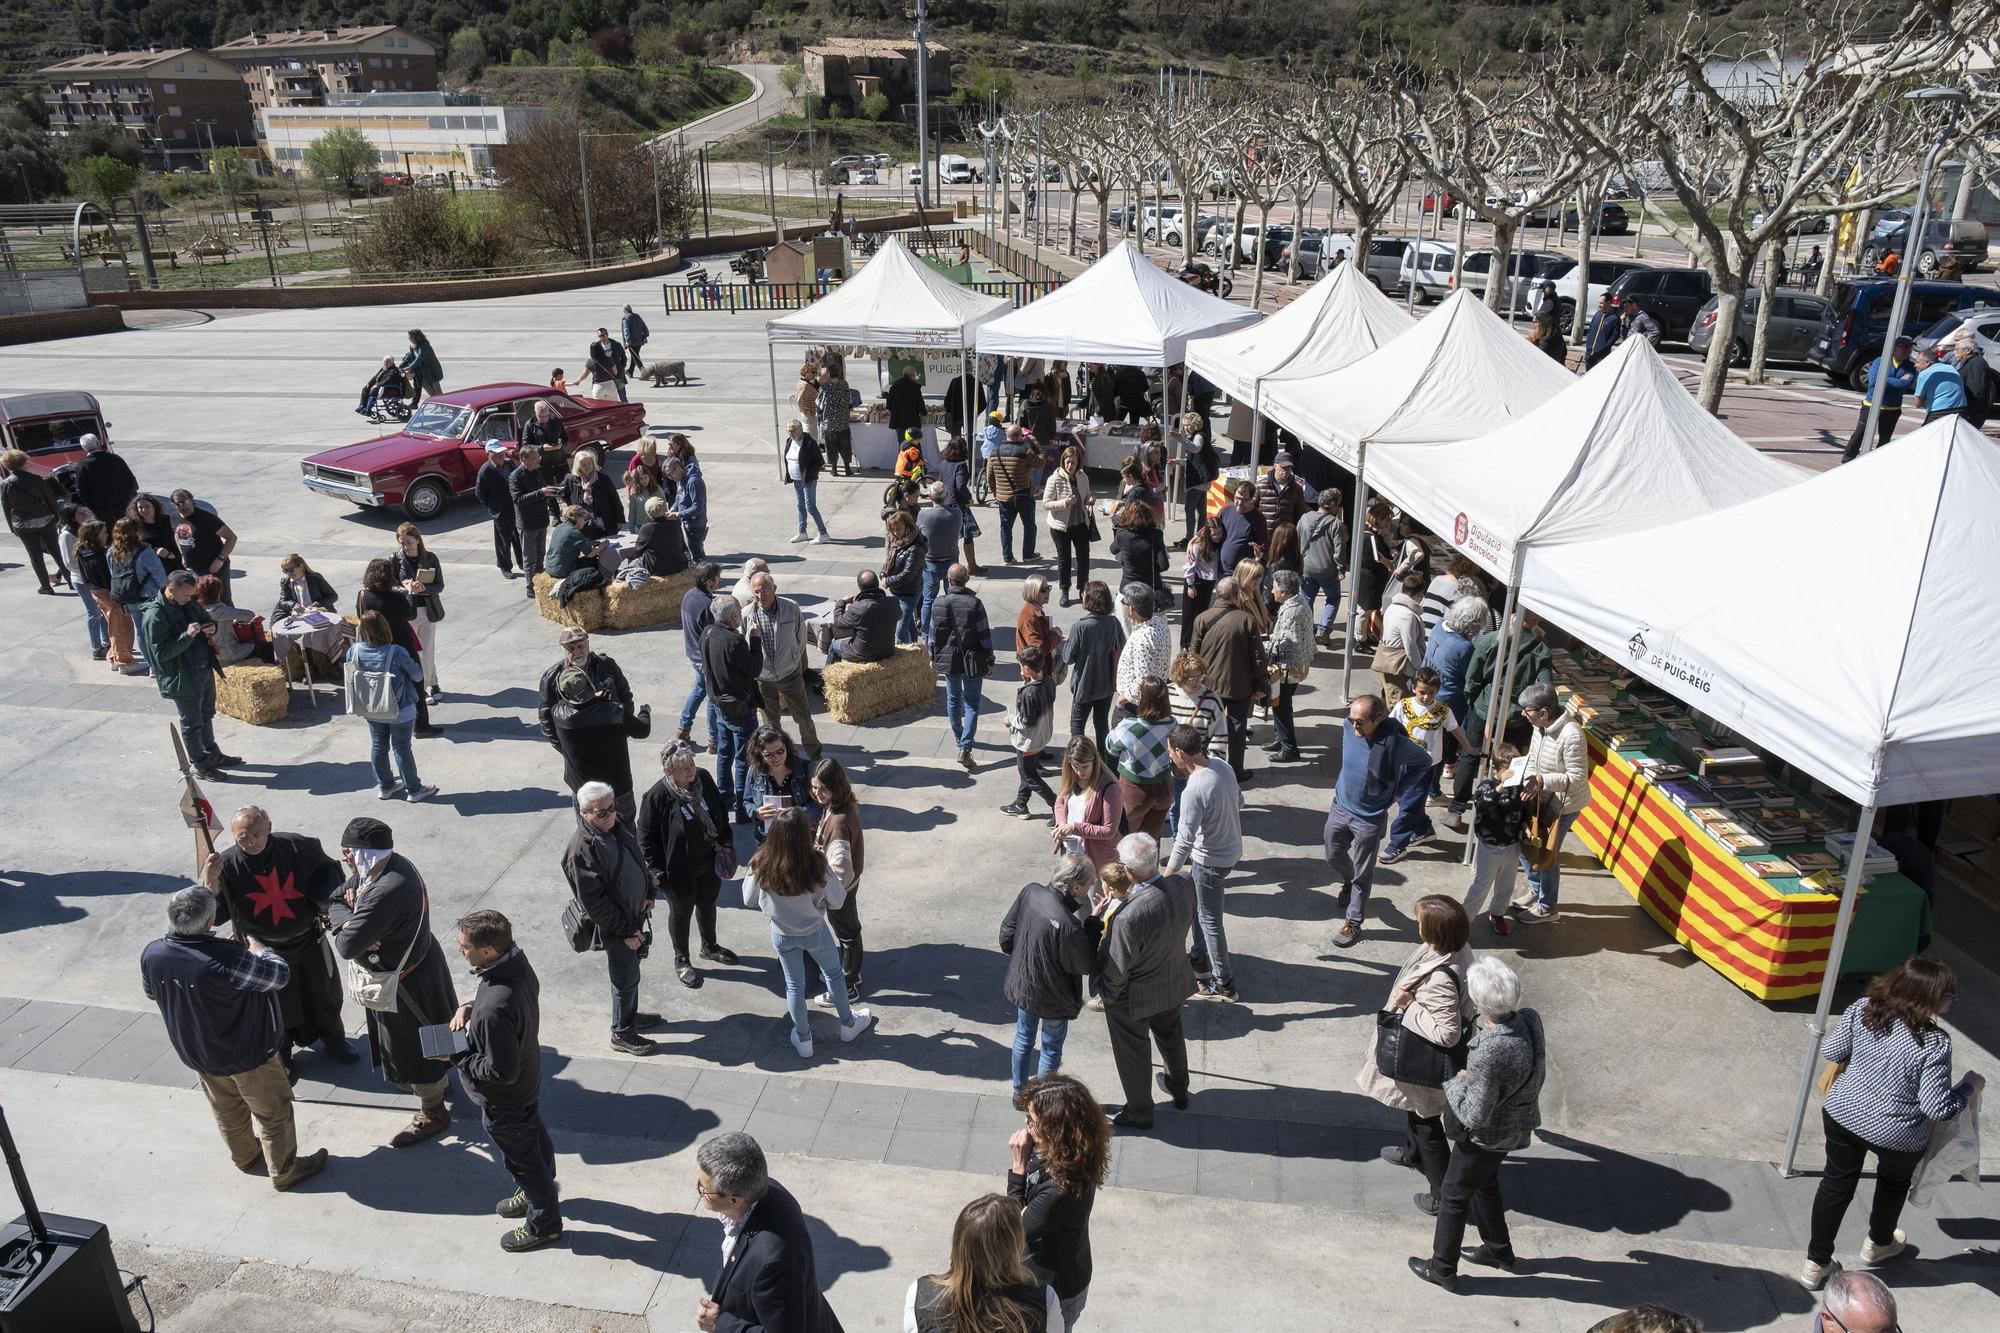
[1104,677,1176,840]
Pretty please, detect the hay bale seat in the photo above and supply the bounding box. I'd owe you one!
[822,643,936,724]
[604,567,696,631]
[217,662,290,726]
[532,573,606,631]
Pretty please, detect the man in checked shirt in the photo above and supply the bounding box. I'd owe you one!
[140,885,330,1190]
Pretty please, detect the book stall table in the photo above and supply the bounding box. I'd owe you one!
[1558,664,1930,1003]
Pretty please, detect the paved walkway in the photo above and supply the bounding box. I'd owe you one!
[5,992,1988,1265]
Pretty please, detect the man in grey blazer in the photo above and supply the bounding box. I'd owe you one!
[1098,832,1197,1129]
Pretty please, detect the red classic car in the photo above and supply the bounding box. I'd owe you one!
[0,391,112,493]
[300,384,647,521]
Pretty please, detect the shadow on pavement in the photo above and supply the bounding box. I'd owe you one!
[0,869,185,933]
[1471,1248,1807,1331]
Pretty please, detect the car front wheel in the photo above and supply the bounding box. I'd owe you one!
[401,476,449,522]
[1730,338,1750,367]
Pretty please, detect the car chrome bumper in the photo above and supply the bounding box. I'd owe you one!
[302,476,385,506]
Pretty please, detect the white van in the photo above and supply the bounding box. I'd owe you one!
[1400,240,1460,303]
[939,154,973,184]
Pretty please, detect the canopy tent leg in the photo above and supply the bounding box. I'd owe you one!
[767,345,785,477]
[1779,805,1877,1177]
[961,347,972,449]
[1248,391,1265,468]
[1462,576,1523,866]
[1336,454,1371,707]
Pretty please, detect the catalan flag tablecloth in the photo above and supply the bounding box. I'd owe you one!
[1572,736,1930,1002]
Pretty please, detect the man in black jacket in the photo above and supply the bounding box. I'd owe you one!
[886,364,926,441]
[75,433,138,525]
[678,562,722,748]
[475,443,521,578]
[699,594,762,820]
[696,1132,844,1333]
[450,909,562,1252]
[999,853,1099,1096]
[563,781,659,1055]
[509,441,556,599]
[927,563,993,771]
[826,570,898,664]
[521,400,570,488]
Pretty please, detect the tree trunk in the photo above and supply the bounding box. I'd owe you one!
[1067,190,1079,257]
[1353,214,1377,279]
[1094,187,1110,257]
[1251,202,1272,308]
[1571,185,1595,343]
[1747,242,1785,383]
[1697,269,1747,414]
[1451,205,1468,286]
[1286,195,1304,283]
[1228,195,1248,273]
[1486,221,1516,314]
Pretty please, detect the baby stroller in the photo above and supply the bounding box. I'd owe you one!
[357,364,413,424]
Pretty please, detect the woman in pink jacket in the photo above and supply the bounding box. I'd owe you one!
[1049,737,1125,870]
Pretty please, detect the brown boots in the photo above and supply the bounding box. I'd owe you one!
[962,539,984,577]
[390,1102,450,1149]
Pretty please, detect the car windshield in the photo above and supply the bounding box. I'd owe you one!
[406,401,471,439]
[1919,313,1965,341]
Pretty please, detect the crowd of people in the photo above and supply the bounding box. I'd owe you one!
[12,327,1977,1327]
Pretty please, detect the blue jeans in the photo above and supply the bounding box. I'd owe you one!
[1165,774,1185,837]
[81,587,109,652]
[1522,810,1581,910]
[366,719,420,793]
[714,714,751,812]
[1301,574,1341,631]
[793,479,828,537]
[679,662,719,741]
[997,496,1037,560]
[1189,862,1234,984]
[894,593,920,644]
[684,523,707,561]
[1060,1289,1089,1331]
[1011,1010,1069,1092]
[1385,758,1437,853]
[174,672,221,766]
[773,923,852,1040]
[920,559,951,638]
[944,673,983,749]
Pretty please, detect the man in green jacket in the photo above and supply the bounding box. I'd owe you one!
[138,570,238,781]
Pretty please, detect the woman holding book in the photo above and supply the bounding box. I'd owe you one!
[1512,683,1587,925]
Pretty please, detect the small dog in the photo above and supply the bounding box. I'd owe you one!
[644,361,688,387]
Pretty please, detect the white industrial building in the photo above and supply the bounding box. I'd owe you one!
[260,91,549,181]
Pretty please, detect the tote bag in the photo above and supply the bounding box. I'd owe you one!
[344,886,420,1013]
[1372,964,1468,1089]
[345,653,402,722]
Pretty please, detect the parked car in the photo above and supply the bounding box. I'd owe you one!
[1751,209,1833,236]
[1108,204,1139,233]
[939,154,974,184]
[1808,279,1997,390]
[851,167,879,186]
[1280,230,1352,280]
[1562,202,1630,234]
[1541,257,1654,326]
[1605,267,1715,344]
[1915,305,2000,369]
[867,153,893,169]
[1362,236,1418,289]
[1141,204,1183,240]
[378,172,411,189]
[1421,190,1458,217]
[1204,222,1289,267]
[300,385,646,522]
[1861,217,1989,277]
[1687,287,1832,365]
[0,391,110,496]
[1162,212,1225,248]
[1449,249,1566,306]
[1400,240,1459,302]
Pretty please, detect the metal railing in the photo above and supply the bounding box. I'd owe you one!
[660,270,1061,314]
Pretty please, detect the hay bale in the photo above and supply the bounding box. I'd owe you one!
[822,643,936,724]
[216,662,291,726]
[533,573,605,631]
[280,615,358,683]
[604,567,696,631]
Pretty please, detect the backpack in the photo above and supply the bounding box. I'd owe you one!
[345,651,403,722]
[109,556,146,605]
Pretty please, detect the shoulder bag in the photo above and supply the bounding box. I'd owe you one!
[345,651,403,722]
[1520,790,1563,871]
[344,881,421,1012]
[1373,963,1469,1089]
[561,836,625,954]
[1369,638,1411,678]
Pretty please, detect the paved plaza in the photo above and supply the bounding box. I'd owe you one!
[0,280,1994,1331]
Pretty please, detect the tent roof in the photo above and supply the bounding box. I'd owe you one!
[1260,290,1573,470]
[1364,337,1807,581]
[765,235,1010,349]
[1520,416,2000,807]
[1183,263,1415,402]
[973,239,1260,367]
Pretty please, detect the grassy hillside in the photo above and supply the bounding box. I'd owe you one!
[471,63,750,134]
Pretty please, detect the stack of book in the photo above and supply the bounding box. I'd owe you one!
[1824,832,1900,877]
[1695,745,1764,776]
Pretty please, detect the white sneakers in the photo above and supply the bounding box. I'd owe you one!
[1860,1230,1907,1266]
[839,1010,874,1042]
[1799,1258,1839,1291]
[790,1029,814,1058]
[789,532,811,544]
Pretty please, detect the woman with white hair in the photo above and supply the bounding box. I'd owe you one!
[560,448,622,535]
[783,418,830,544]
[1512,681,1589,925]
[1409,955,1544,1293]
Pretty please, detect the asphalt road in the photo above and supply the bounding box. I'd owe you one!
[659,63,784,151]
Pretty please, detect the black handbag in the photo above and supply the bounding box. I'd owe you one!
[1373,963,1468,1089]
[560,895,599,953]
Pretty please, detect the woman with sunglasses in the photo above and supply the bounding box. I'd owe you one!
[743,725,821,846]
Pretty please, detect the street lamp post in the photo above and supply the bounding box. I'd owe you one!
[579,130,594,264]
[1857,87,1965,460]
[913,0,931,210]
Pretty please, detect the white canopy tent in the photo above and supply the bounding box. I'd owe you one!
[1184,262,1414,463]
[764,235,1011,459]
[1258,289,1574,698]
[1517,415,2000,1174]
[974,239,1260,367]
[1366,337,1806,771]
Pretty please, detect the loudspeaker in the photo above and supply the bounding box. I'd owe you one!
[0,1214,139,1332]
